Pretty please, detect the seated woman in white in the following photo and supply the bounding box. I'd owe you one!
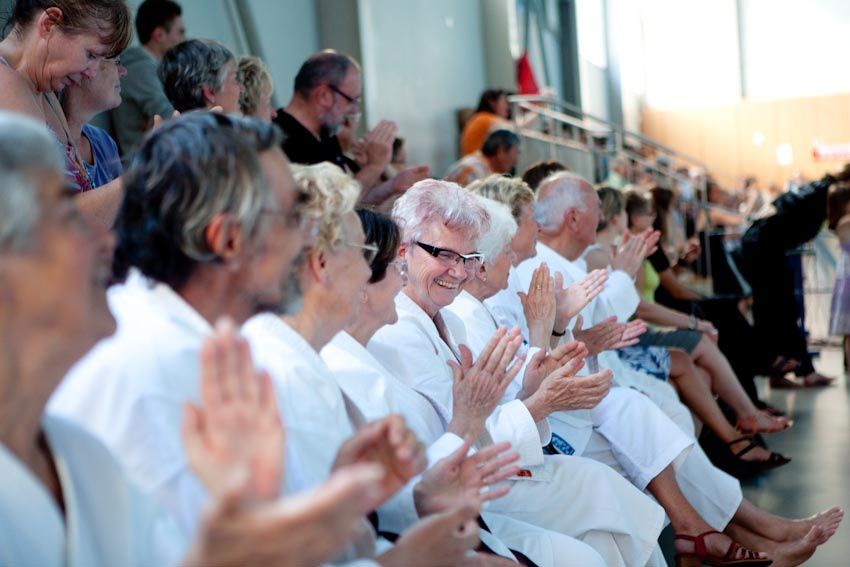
[0,113,396,567]
[367,179,683,567]
[321,207,608,567]
[470,172,844,567]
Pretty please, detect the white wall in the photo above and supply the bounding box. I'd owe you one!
[358,0,488,174]
[740,0,850,100]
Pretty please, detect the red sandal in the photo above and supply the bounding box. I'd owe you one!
[674,530,772,566]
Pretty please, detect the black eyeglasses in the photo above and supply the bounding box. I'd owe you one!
[415,241,482,270]
[327,84,361,106]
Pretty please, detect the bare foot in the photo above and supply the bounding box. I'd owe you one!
[674,530,769,562]
[802,372,835,387]
[738,412,793,434]
[771,525,835,567]
[782,507,844,541]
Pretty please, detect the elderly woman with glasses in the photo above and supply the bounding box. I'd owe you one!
[368,179,670,567]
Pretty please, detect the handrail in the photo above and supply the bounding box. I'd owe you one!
[508,94,709,170]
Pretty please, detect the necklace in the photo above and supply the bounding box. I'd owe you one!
[41,93,94,192]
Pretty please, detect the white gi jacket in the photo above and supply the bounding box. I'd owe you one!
[369,292,668,567]
[321,332,610,567]
[49,271,213,537]
[510,244,743,529]
[0,415,184,566]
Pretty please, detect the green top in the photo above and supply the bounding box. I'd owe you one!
[641,260,660,303]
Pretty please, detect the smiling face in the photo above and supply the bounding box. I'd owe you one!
[399,222,478,317]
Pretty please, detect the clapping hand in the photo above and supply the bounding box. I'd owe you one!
[518,264,556,348]
[414,439,519,517]
[572,315,646,356]
[520,341,588,399]
[332,414,428,507]
[364,120,398,169]
[184,463,387,567]
[611,229,660,276]
[182,318,284,504]
[553,269,608,332]
[447,327,525,439]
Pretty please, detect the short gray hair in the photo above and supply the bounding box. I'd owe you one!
[534,171,594,231]
[0,112,64,253]
[113,112,282,288]
[392,179,490,246]
[159,39,235,112]
[293,49,359,97]
[473,195,517,264]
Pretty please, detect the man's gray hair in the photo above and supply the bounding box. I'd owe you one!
[392,179,490,247]
[0,112,64,253]
[159,39,235,112]
[534,171,594,231]
[113,112,282,288]
[473,195,517,264]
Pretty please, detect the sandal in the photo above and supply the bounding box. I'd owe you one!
[727,437,790,471]
[759,404,786,418]
[736,414,793,435]
[769,373,802,389]
[802,372,835,387]
[675,530,772,566]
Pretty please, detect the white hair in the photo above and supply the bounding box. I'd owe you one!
[392,178,489,246]
[0,112,64,253]
[534,171,594,231]
[473,195,517,264]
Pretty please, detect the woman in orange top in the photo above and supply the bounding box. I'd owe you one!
[460,88,511,156]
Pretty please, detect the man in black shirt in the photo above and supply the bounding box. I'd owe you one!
[275,50,428,205]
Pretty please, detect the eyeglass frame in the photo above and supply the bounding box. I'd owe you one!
[345,241,379,264]
[414,241,482,270]
[327,83,361,106]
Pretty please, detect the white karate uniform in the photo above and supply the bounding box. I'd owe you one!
[0,414,185,566]
[321,331,606,567]
[369,292,667,567]
[506,243,743,529]
[444,289,693,491]
[49,272,381,567]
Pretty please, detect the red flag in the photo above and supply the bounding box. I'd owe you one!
[516,51,540,95]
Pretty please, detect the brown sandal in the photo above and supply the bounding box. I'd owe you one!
[674,530,772,566]
[727,437,791,471]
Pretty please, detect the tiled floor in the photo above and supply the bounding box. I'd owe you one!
[660,346,850,566]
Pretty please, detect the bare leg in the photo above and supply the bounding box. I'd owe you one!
[668,350,776,463]
[726,521,838,567]
[731,500,844,542]
[647,466,768,560]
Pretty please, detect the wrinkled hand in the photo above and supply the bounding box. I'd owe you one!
[182,319,284,504]
[377,499,481,567]
[364,120,398,168]
[414,439,519,517]
[529,367,614,414]
[572,315,645,356]
[447,327,525,439]
[520,341,588,398]
[553,269,608,332]
[182,463,386,567]
[332,415,427,506]
[518,263,556,348]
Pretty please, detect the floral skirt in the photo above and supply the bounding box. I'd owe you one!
[618,345,671,381]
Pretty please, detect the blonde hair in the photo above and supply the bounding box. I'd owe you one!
[236,55,274,118]
[466,174,534,222]
[291,162,360,250]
